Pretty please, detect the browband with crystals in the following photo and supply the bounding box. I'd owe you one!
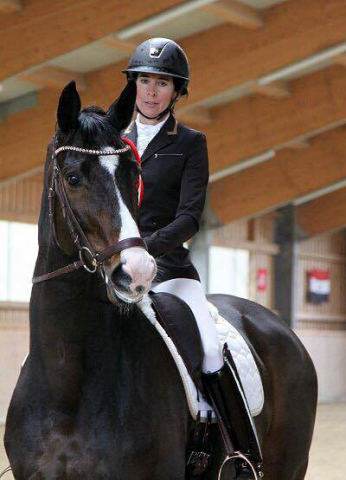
[54,144,131,157]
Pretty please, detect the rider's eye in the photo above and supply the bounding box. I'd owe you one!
[67,174,81,186]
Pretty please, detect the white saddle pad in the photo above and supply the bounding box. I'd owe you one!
[139,296,264,422]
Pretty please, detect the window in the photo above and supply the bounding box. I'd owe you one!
[209,246,249,298]
[0,221,38,302]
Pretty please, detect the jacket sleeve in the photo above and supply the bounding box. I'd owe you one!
[144,132,209,258]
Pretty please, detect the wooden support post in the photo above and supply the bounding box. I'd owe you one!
[274,205,299,327]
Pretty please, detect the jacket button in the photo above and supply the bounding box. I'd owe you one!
[153,222,157,228]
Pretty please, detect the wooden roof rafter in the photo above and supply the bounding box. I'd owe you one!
[18,67,87,92]
[248,80,291,98]
[296,184,346,238]
[2,62,346,184]
[177,106,213,125]
[209,127,346,224]
[101,34,149,54]
[0,0,21,14]
[201,0,264,30]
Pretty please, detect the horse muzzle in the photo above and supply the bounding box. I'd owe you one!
[103,247,157,304]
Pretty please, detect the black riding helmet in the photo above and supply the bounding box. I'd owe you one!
[122,38,190,120]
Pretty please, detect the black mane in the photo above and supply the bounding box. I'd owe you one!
[59,105,120,149]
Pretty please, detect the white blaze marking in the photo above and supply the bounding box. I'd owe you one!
[99,152,119,175]
[99,149,140,242]
[98,148,156,295]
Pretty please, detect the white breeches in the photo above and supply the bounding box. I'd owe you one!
[151,278,223,373]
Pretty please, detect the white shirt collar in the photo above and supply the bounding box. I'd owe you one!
[135,113,169,135]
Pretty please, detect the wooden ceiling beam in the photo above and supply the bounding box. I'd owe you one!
[296,187,346,237]
[0,0,21,14]
[18,67,87,92]
[248,80,291,98]
[101,34,148,54]
[1,0,346,110]
[332,53,346,67]
[0,0,186,81]
[202,65,346,173]
[178,0,346,108]
[201,0,263,29]
[177,106,213,126]
[1,62,346,183]
[209,127,346,224]
[0,0,346,99]
[284,139,310,150]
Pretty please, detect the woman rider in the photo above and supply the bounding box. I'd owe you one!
[122,38,262,475]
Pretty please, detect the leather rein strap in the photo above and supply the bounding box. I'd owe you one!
[33,140,147,284]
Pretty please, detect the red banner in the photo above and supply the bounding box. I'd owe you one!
[257,268,268,292]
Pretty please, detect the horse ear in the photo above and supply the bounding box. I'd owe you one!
[107,80,136,131]
[57,81,81,133]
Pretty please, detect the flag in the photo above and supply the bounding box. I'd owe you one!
[307,269,330,303]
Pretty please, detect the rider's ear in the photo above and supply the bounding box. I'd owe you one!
[57,81,81,133]
[107,79,136,131]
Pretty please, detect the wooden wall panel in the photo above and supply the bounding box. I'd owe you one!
[297,232,346,329]
[0,178,41,224]
[0,303,29,423]
[299,231,346,256]
[0,0,186,81]
[212,219,249,244]
[211,214,277,309]
[249,251,274,310]
[297,329,346,402]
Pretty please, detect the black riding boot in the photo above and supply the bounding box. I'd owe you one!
[202,344,264,479]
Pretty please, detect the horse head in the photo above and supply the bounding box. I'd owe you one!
[48,80,156,304]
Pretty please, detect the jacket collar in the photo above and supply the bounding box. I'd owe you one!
[122,113,178,163]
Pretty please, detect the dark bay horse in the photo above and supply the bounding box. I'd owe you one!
[4,80,317,479]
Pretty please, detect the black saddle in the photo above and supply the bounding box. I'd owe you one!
[149,291,204,394]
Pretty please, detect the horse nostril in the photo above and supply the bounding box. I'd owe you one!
[111,263,132,291]
[135,285,145,294]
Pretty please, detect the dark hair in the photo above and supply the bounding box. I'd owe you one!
[173,77,188,96]
[132,72,188,96]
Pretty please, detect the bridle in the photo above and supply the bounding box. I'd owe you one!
[32,137,147,285]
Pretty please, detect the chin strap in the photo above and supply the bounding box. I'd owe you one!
[136,81,187,121]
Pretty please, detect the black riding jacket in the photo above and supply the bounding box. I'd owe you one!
[123,113,209,284]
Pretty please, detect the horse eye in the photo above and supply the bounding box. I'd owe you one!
[67,174,81,186]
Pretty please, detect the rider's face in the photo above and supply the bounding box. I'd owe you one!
[136,73,176,124]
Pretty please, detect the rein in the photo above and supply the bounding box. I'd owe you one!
[32,139,147,284]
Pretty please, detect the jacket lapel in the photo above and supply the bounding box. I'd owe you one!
[122,120,137,146]
[140,114,178,163]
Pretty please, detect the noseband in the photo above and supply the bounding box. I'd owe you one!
[32,139,147,284]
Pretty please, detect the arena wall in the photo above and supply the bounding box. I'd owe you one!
[212,216,346,403]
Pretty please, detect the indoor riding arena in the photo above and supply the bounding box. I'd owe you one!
[1,1,346,479]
